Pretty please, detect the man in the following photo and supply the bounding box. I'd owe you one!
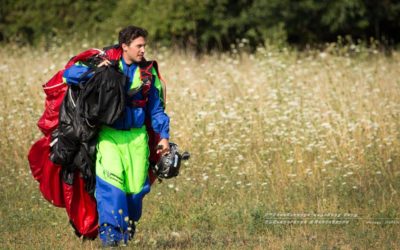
[62,26,170,246]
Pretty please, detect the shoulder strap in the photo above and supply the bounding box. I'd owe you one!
[148,60,167,106]
[127,61,153,108]
[139,61,154,97]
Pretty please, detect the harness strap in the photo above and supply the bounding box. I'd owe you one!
[130,61,154,107]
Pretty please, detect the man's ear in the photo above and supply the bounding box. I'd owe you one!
[121,43,128,52]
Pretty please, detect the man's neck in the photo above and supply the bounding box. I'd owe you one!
[122,53,134,65]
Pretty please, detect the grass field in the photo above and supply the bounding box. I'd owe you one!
[0,42,399,249]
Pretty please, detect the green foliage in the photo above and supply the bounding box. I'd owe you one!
[1,0,400,51]
[0,0,116,45]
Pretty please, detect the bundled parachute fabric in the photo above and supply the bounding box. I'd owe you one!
[28,49,103,207]
[50,65,127,195]
[28,74,67,207]
[28,48,106,237]
[63,171,99,239]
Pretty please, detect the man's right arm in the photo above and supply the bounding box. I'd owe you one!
[62,62,94,85]
[63,59,111,85]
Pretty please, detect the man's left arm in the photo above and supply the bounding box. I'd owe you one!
[147,71,170,155]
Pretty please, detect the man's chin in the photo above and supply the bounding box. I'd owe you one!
[135,57,144,62]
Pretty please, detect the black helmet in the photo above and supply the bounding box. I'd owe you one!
[152,142,190,179]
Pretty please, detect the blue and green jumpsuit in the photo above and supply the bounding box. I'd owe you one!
[63,57,169,244]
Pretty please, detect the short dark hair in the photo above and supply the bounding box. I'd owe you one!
[118,26,148,46]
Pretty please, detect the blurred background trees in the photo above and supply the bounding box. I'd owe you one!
[1,0,400,51]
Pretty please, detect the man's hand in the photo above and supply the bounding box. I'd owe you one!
[157,138,170,156]
[98,59,111,67]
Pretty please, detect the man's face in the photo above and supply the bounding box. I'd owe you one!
[122,36,146,63]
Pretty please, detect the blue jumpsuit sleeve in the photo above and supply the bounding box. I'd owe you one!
[147,78,170,139]
[63,63,94,85]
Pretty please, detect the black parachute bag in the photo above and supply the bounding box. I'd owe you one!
[50,64,127,194]
[50,86,81,167]
[75,65,127,141]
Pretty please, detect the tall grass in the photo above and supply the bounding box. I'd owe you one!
[0,42,399,249]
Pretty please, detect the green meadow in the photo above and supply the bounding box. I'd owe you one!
[0,43,399,249]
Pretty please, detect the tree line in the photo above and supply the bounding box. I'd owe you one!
[1,0,400,51]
